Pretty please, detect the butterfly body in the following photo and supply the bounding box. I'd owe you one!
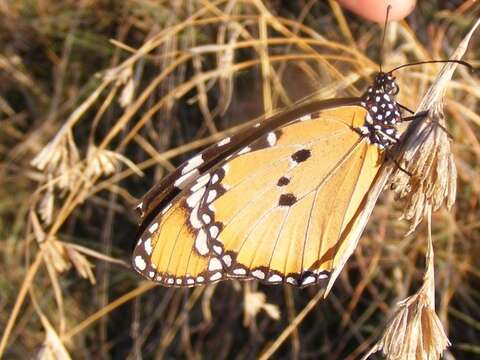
[132,72,403,288]
[358,72,402,149]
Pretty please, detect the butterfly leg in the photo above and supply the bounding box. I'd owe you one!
[402,110,429,122]
[375,129,412,177]
[393,158,412,176]
[397,103,415,114]
[384,150,413,176]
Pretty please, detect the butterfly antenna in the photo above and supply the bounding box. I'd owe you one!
[389,59,476,73]
[379,5,392,72]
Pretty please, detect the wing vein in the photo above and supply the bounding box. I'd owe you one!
[338,144,371,237]
[165,221,188,278]
[314,141,366,264]
[265,207,292,278]
[235,205,280,261]
[299,187,320,281]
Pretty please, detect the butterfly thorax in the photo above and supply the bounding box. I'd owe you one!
[358,72,402,150]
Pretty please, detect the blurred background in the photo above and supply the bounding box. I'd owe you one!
[1,1,479,359]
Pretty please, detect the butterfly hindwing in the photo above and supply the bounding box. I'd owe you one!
[197,106,382,287]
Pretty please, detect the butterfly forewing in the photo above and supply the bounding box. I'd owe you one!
[136,98,359,223]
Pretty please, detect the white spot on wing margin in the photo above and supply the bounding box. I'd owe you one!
[134,256,146,271]
[182,154,204,175]
[267,132,277,146]
[144,238,152,255]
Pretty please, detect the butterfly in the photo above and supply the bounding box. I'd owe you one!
[131,67,420,288]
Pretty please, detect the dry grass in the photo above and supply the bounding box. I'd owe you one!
[1,1,479,358]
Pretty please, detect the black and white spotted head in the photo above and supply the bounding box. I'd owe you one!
[372,72,399,96]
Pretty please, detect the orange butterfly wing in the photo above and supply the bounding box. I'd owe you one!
[132,105,382,287]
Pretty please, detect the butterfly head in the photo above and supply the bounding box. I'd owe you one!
[373,71,399,96]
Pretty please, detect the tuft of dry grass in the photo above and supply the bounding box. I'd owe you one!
[1,1,479,359]
[362,209,450,360]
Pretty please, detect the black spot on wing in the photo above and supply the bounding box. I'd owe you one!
[278,193,297,207]
[291,149,311,163]
[277,176,290,186]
